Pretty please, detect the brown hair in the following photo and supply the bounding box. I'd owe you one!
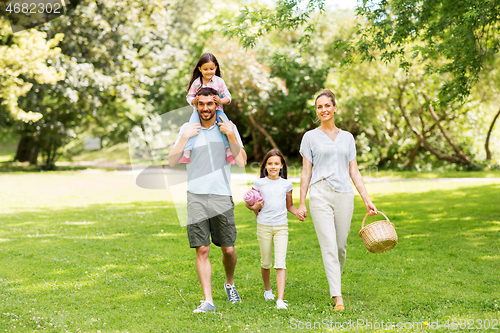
[315,89,336,108]
[259,149,288,179]
[196,87,218,97]
[187,53,221,91]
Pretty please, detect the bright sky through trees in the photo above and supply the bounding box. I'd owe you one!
[257,0,357,10]
[325,0,357,9]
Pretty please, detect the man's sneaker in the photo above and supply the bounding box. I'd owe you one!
[193,301,216,313]
[264,290,275,300]
[276,300,288,310]
[224,283,241,303]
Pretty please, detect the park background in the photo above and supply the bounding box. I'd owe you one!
[1,0,500,332]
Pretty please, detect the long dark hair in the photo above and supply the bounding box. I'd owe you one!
[187,53,221,91]
[259,149,288,179]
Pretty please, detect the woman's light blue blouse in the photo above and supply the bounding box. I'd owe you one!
[299,128,356,193]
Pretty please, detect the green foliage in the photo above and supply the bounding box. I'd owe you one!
[40,0,197,146]
[2,0,499,169]
[2,0,201,169]
[356,0,500,103]
[329,54,486,169]
[225,0,500,105]
[0,19,65,122]
[223,0,326,49]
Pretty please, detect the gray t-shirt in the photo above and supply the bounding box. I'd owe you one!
[299,128,356,193]
[252,177,293,226]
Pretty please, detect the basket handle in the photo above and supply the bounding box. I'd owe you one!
[361,211,390,229]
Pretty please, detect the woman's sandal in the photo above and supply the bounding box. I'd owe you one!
[333,304,345,312]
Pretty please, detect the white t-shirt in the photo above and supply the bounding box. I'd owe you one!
[252,177,293,226]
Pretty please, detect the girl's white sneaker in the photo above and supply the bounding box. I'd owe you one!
[276,300,288,309]
[264,290,275,300]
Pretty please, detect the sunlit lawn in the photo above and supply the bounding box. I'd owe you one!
[0,171,499,332]
[0,142,16,163]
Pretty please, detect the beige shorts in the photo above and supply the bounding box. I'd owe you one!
[256,223,288,269]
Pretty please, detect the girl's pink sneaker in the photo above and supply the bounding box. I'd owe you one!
[226,153,236,164]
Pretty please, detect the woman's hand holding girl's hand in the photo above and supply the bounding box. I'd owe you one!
[297,204,307,221]
[365,201,378,216]
[295,212,305,221]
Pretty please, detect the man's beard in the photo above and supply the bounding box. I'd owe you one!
[199,110,215,121]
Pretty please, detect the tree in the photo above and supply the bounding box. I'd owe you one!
[306,10,484,169]
[223,0,326,49]
[225,0,500,104]
[0,17,67,165]
[212,40,288,161]
[328,53,482,169]
[5,0,199,169]
[356,0,500,103]
[471,54,500,165]
[0,18,65,123]
[224,1,499,167]
[151,0,330,162]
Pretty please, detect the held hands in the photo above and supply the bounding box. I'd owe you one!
[296,203,377,219]
[217,116,234,136]
[296,204,307,221]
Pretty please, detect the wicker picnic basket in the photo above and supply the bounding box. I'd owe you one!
[358,212,398,253]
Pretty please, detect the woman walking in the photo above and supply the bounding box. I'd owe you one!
[297,90,377,311]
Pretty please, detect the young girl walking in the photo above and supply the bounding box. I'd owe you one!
[246,149,301,309]
[179,52,235,164]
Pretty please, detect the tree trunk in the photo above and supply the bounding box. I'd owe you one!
[485,107,500,162]
[247,113,280,152]
[14,135,39,165]
[269,117,299,146]
[257,126,264,161]
[249,121,262,162]
[405,139,421,169]
[377,156,392,168]
[423,95,475,165]
[398,95,468,165]
[42,140,59,171]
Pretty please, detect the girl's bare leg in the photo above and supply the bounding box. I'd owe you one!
[276,269,286,300]
[261,267,271,291]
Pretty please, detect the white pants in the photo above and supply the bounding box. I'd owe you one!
[309,180,354,297]
[257,223,288,269]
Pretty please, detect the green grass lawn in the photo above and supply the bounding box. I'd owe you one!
[59,142,132,165]
[0,142,16,163]
[0,141,131,169]
[0,172,499,332]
